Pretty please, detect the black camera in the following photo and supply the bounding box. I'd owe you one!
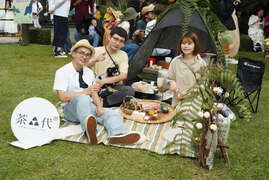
[33,13,38,16]
[107,65,120,77]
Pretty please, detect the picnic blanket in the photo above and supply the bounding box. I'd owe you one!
[55,116,196,158]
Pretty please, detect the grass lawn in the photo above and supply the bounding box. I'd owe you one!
[0,44,269,179]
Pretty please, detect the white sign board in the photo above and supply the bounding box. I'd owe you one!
[10,97,60,149]
[13,0,32,24]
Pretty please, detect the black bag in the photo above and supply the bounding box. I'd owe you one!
[99,88,114,98]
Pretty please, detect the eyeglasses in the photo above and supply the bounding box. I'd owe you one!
[111,36,125,44]
[76,50,92,58]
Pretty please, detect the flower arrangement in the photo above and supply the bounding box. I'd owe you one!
[168,65,251,169]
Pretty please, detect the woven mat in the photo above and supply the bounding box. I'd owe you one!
[55,118,196,157]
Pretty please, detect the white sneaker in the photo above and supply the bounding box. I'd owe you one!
[55,51,68,58]
[108,131,146,145]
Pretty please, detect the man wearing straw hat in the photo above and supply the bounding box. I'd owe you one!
[53,39,145,145]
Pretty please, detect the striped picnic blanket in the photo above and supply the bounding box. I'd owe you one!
[55,119,196,158]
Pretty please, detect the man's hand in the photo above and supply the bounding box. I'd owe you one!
[88,52,106,66]
[95,80,106,87]
[95,52,106,62]
[83,84,100,95]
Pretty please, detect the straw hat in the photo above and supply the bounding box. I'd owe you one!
[141,5,154,16]
[70,39,95,55]
[123,7,139,21]
[104,7,121,22]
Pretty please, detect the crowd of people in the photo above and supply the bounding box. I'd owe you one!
[47,0,171,59]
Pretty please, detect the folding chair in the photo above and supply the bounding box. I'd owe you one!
[236,57,265,113]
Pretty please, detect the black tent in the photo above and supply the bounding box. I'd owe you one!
[126,6,217,84]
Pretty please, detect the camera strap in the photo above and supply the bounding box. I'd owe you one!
[105,46,118,68]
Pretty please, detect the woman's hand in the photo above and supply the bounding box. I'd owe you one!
[158,87,167,92]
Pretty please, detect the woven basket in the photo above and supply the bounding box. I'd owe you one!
[121,96,143,115]
[119,99,175,124]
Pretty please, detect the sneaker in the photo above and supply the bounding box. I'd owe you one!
[55,51,68,58]
[85,115,97,145]
[108,131,145,145]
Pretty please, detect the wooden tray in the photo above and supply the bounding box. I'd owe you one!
[119,99,175,124]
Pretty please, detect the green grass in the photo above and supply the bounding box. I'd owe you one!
[0,44,269,179]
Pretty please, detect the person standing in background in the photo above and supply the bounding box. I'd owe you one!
[48,0,71,58]
[248,7,265,52]
[31,0,43,28]
[71,0,95,41]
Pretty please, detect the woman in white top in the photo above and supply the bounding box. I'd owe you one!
[248,8,264,52]
[166,32,206,107]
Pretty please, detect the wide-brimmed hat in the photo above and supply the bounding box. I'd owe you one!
[123,7,139,21]
[141,5,154,16]
[70,39,95,55]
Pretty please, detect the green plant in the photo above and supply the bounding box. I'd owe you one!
[167,65,252,169]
